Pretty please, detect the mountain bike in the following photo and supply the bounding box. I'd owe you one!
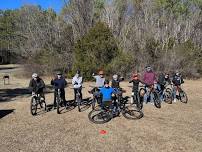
[56,89,66,114]
[30,93,46,116]
[88,91,144,124]
[175,85,188,103]
[139,84,161,108]
[71,87,84,112]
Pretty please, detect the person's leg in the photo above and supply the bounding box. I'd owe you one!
[173,86,177,102]
[53,90,57,108]
[74,88,77,101]
[79,87,83,100]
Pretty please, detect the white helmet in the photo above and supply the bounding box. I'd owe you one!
[113,74,118,80]
[32,73,38,79]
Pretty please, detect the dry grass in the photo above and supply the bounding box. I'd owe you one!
[0,65,202,152]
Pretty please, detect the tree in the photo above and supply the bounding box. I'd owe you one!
[73,22,118,79]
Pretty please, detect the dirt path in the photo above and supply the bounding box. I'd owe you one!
[0,65,202,152]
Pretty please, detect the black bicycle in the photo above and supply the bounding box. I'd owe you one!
[88,90,144,124]
[128,86,143,110]
[55,89,67,114]
[30,93,46,116]
[71,87,85,112]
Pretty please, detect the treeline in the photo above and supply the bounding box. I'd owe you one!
[0,0,202,78]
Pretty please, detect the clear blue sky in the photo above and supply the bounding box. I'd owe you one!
[0,0,66,13]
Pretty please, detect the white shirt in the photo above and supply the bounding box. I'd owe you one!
[72,75,83,88]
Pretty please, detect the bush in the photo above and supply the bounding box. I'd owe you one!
[73,22,119,80]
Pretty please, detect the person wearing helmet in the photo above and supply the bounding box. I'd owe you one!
[29,73,45,100]
[72,70,83,101]
[51,71,67,108]
[172,70,184,102]
[99,80,115,109]
[143,66,157,103]
[111,74,124,89]
[129,73,144,93]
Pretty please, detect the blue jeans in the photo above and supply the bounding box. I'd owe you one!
[144,87,154,103]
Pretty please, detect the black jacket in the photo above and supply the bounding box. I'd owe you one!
[172,75,184,86]
[29,78,45,93]
[51,77,67,89]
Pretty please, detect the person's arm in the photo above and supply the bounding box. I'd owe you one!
[51,79,55,86]
[77,77,82,85]
[181,76,184,84]
[64,79,68,86]
[39,79,45,89]
[72,77,75,85]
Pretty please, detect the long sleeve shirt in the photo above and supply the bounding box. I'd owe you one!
[72,76,83,88]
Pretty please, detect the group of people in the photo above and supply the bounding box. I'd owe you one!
[29,66,185,109]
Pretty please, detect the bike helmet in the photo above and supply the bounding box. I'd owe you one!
[32,73,38,79]
[76,70,80,74]
[57,71,62,75]
[146,66,152,72]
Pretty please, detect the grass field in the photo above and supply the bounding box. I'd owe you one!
[0,65,202,152]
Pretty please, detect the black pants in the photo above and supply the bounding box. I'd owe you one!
[53,89,66,107]
[74,87,82,101]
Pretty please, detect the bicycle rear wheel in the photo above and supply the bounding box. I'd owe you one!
[30,97,37,116]
[164,88,172,104]
[77,96,81,112]
[56,97,61,114]
[40,100,47,112]
[179,91,188,103]
[153,91,161,108]
[88,109,112,124]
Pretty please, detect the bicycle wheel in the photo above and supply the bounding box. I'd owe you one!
[88,109,112,124]
[179,91,188,103]
[77,96,81,112]
[56,97,61,114]
[164,88,172,104]
[122,105,144,120]
[92,98,97,110]
[40,100,47,112]
[30,97,37,116]
[153,91,161,108]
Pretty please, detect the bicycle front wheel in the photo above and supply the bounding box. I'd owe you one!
[122,105,144,120]
[153,91,161,108]
[88,109,112,124]
[179,91,188,103]
[164,88,172,104]
[30,97,37,116]
[56,98,61,114]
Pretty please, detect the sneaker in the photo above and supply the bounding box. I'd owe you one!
[173,98,177,103]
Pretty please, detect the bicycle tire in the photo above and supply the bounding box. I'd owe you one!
[56,97,61,114]
[179,91,188,103]
[88,109,112,124]
[30,97,37,116]
[122,106,144,120]
[164,88,172,104]
[40,100,47,112]
[77,96,81,112]
[153,91,161,108]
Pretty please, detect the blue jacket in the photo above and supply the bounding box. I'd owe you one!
[99,87,115,102]
[51,78,67,89]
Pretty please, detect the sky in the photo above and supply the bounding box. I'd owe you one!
[0,0,66,13]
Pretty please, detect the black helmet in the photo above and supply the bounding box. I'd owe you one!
[76,70,80,74]
[57,71,62,75]
[104,79,109,85]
